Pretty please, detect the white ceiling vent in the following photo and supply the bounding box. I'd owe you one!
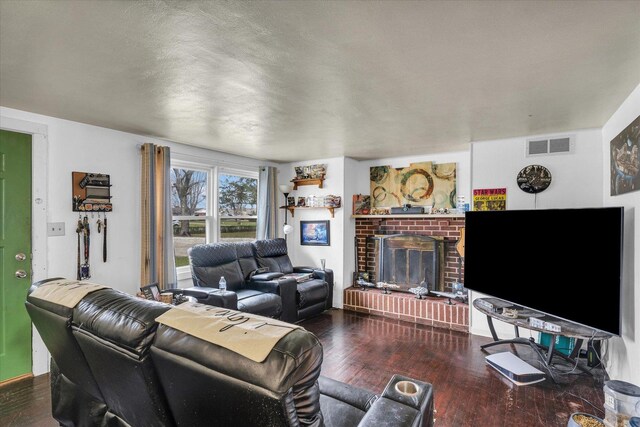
[526,136,574,157]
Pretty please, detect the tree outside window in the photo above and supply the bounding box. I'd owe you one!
[218,174,257,241]
[171,167,209,267]
[170,165,259,271]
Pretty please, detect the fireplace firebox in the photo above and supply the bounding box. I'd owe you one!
[366,234,444,293]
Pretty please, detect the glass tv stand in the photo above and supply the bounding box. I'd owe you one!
[473,297,613,376]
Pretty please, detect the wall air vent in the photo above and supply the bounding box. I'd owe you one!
[526,135,574,157]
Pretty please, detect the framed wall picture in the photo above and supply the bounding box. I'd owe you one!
[610,114,639,196]
[300,220,330,246]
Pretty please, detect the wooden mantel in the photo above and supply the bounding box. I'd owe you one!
[352,213,465,219]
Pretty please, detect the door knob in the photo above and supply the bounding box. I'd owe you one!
[15,253,26,261]
[15,270,27,279]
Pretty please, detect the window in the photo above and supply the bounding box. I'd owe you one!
[171,166,211,268]
[218,172,258,241]
[171,161,258,277]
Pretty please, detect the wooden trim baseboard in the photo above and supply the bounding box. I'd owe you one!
[0,373,33,388]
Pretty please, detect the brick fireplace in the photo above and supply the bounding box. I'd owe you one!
[344,214,468,332]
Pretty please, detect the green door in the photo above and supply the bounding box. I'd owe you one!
[0,129,32,383]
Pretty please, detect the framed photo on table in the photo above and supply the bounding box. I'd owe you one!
[140,284,160,301]
[300,220,330,246]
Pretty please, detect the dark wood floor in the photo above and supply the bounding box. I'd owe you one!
[0,309,607,426]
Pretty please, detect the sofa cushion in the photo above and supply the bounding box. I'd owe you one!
[188,243,245,291]
[253,238,294,274]
[320,394,367,427]
[236,289,283,318]
[297,279,329,309]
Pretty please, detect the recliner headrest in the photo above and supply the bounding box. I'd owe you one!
[189,243,238,267]
[253,238,288,258]
[236,242,255,259]
[74,288,170,355]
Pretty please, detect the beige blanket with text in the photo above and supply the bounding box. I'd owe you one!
[155,302,301,362]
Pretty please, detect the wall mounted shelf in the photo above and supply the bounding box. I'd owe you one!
[72,171,113,212]
[281,206,338,218]
[291,178,324,190]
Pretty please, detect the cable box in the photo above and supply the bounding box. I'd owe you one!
[485,352,545,386]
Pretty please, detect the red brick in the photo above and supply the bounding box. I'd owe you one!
[444,306,452,323]
[415,317,433,327]
[433,320,450,330]
[399,314,415,323]
[408,299,416,316]
[450,323,469,333]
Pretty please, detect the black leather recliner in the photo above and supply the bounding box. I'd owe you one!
[253,238,333,321]
[25,278,108,425]
[187,242,297,321]
[26,278,435,427]
[72,288,174,426]
[187,239,332,323]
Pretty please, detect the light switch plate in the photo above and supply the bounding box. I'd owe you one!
[47,222,65,236]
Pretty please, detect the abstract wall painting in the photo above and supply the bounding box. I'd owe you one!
[370,161,456,209]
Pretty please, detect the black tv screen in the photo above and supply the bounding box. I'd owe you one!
[464,207,623,335]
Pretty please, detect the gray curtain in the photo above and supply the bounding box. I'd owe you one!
[140,143,177,290]
[257,166,278,240]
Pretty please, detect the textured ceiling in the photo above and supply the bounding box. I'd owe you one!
[1,1,639,162]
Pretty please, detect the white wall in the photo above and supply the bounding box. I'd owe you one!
[601,82,640,385]
[353,151,471,204]
[1,105,273,374]
[469,128,604,338]
[342,157,359,306]
[0,106,271,294]
[278,157,346,307]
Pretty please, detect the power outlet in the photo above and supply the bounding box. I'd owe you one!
[47,222,65,236]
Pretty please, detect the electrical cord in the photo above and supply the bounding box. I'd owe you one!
[546,329,598,376]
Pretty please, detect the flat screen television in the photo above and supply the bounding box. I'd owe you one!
[464,207,623,335]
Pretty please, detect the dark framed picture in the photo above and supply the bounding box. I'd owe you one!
[610,114,639,196]
[300,220,330,246]
[140,283,160,301]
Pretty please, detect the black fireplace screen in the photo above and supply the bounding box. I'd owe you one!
[367,234,444,292]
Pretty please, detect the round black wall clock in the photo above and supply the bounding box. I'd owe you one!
[517,165,552,194]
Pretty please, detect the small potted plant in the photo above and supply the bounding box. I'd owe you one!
[567,412,605,427]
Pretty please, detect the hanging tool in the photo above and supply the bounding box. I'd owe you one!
[81,215,91,279]
[76,215,84,280]
[103,214,108,262]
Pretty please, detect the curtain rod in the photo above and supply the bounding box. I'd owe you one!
[136,143,264,170]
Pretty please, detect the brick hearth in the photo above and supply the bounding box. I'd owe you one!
[344,287,469,332]
[349,214,468,332]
